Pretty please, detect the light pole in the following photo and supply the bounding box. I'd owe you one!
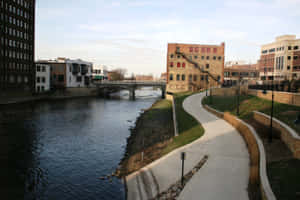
[263,68,274,143]
[206,75,208,97]
[237,76,241,116]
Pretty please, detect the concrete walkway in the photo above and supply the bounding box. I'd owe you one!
[126,92,249,200]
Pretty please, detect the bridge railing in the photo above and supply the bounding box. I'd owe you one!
[95,80,166,85]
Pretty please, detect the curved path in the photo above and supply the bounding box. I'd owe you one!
[126,92,249,200]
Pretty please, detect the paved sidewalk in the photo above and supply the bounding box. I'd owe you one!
[126,92,249,200]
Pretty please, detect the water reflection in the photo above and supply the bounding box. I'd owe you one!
[0,88,161,200]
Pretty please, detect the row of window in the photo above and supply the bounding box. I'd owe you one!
[287,55,298,60]
[188,47,218,53]
[1,0,32,10]
[7,74,29,83]
[36,85,46,92]
[170,54,222,61]
[169,74,213,81]
[224,72,258,77]
[261,46,299,54]
[1,62,32,72]
[36,76,46,83]
[170,62,210,69]
[36,65,46,72]
[293,66,300,71]
[4,50,32,60]
[4,38,32,50]
[275,56,284,70]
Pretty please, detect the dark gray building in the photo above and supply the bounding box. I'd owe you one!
[0,0,36,95]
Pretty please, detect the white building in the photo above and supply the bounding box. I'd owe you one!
[92,65,108,81]
[37,58,93,88]
[65,58,93,87]
[35,63,51,93]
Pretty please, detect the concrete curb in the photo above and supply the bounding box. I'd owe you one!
[166,94,178,136]
[203,104,276,200]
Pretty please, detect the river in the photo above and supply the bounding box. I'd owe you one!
[0,88,161,200]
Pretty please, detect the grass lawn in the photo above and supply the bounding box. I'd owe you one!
[267,159,300,200]
[163,92,205,155]
[202,95,300,134]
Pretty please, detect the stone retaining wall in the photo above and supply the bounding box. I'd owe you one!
[166,94,178,136]
[211,86,248,96]
[203,105,276,200]
[248,89,300,106]
[253,111,300,159]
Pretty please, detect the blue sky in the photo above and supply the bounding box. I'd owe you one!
[36,0,300,76]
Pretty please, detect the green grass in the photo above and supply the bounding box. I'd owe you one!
[162,92,205,155]
[267,159,300,200]
[202,95,300,134]
[145,99,173,120]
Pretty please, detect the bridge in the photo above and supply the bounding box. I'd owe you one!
[94,81,166,100]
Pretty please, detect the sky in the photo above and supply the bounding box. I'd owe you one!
[35,0,300,77]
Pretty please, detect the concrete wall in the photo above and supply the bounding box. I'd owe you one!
[166,94,178,136]
[253,111,300,159]
[211,86,248,96]
[248,89,300,106]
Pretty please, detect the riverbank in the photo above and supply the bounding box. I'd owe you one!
[118,92,205,177]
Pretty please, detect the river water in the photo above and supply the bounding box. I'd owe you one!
[0,88,161,200]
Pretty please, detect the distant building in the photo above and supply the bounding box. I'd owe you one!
[224,63,259,86]
[259,35,300,81]
[35,63,50,93]
[37,58,93,89]
[160,73,167,81]
[0,0,36,95]
[92,65,108,81]
[135,75,153,81]
[225,61,247,67]
[167,42,225,93]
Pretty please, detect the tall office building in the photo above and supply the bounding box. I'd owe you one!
[166,43,225,93]
[0,0,36,95]
[259,35,300,81]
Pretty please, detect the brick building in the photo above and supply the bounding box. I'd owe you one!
[224,63,259,86]
[166,43,225,93]
[259,35,300,81]
[0,0,36,95]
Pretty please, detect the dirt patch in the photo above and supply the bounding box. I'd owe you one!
[116,99,174,177]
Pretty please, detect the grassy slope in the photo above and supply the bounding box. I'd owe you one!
[202,95,300,134]
[163,92,205,155]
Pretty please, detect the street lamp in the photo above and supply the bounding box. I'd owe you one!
[237,76,241,116]
[263,68,274,143]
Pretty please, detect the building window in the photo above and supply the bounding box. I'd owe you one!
[288,46,292,50]
[58,75,64,82]
[288,56,291,60]
[189,47,193,52]
[218,56,222,60]
[206,56,210,60]
[207,48,211,53]
[42,66,46,72]
[201,47,205,53]
[201,75,204,80]
[287,66,290,70]
[201,56,204,60]
[193,75,197,81]
[206,64,209,69]
[37,77,40,83]
[213,56,216,60]
[176,74,180,81]
[170,62,174,67]
[189,74,192,82]
[182,74,185,81]
[170,54,174,58]
[76,76,82,82]
[169,74,173,81]
[294,46,299,50]
[182,63,186,68]
[195,47,199,52]
[176,47,180,52]
[42,77,45,83]
[36,65,40,72]
[213,48,217,53]
[294,56,298,60]
[177,62,181,68]
[177,55,180,58]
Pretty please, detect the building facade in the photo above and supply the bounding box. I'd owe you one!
[38,58,93,89]
[224,63,259,86]
[166,43,225,93]
[259,35,300,81]
[0,0,36,95]
[92,65,108,82]
[35,63,50,93]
